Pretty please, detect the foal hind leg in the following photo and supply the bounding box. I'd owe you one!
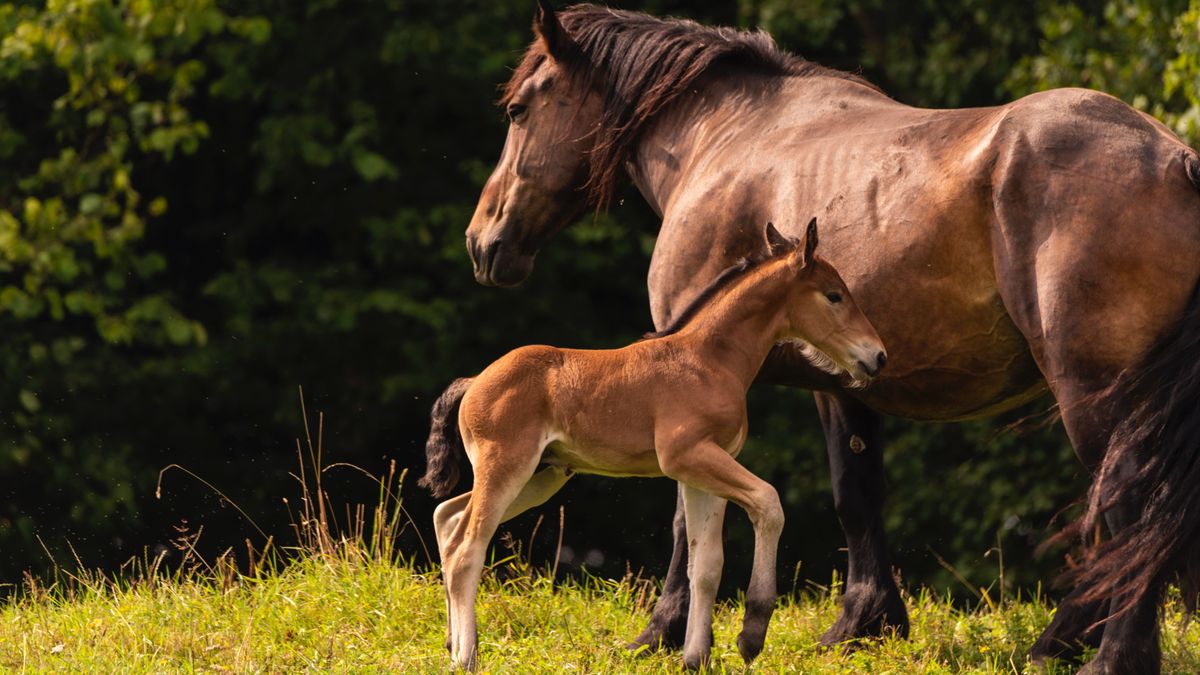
[442,445,544,670]
[814,393,908,647]
[434,466,572,653]
[434,493,472,652]
[663,440,785,666]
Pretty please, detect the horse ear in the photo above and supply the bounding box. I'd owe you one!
[799,217,819,266]
[534,0,566,58]
[764,221,791,256]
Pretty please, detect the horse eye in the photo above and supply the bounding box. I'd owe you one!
[507,104,528,122]
[825,291,843,304]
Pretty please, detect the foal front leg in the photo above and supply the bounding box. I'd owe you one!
[679,484,727,670]
[665,441,784,666]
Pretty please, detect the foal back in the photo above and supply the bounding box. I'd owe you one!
[460,339,743,478]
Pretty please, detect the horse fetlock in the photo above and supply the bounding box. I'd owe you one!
[628,587,690,651]
[820,582,909,646]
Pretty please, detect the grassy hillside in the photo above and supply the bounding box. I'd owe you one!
[4,543,1200,673]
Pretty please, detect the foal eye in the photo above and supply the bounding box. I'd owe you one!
[825,291,843,304]
[507,104,528,122]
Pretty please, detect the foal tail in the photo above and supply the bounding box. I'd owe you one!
[418,377,474,499]
[1067,185,1200,616]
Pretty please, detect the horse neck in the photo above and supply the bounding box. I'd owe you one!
[625,73,880,215]
[676,262,793,387]
[625,73,784,215]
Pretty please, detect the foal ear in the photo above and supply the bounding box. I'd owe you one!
[534,0,566,58]
[799,217,819,266]
[764,221,792,256]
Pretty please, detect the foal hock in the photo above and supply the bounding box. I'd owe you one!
[422,219,885,670]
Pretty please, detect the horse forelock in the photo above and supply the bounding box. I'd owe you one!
[500,4,877,208]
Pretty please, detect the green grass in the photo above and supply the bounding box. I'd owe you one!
[3,545,1200,673]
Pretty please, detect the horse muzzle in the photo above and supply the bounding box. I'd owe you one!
[468,235,535,287]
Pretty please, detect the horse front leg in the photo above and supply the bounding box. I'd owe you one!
[627,484,691,652]
[814,392,909,646]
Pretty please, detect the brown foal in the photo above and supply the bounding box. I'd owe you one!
[421,220,886,670]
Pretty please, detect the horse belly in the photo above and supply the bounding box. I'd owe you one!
[832,219,1045,420]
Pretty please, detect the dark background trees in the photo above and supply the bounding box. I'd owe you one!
[2,0,1197,599]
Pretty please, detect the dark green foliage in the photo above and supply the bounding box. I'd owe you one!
[0,0,1196,600]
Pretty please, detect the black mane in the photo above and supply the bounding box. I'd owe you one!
[503,5,878,206]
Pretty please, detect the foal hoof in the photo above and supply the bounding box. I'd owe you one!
[738,628,768,663]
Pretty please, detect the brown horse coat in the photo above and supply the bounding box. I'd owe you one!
[465,4,1200,672]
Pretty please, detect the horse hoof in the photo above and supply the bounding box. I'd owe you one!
[626,625,685,653]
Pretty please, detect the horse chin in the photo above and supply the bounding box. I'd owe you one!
[476,250,536,287]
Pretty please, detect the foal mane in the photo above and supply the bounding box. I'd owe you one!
[643,247,784,340]
[502,5,878,207]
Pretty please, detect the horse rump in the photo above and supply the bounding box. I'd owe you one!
[419,377,474,498]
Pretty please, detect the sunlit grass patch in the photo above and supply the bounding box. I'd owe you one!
[5,553,1200,673]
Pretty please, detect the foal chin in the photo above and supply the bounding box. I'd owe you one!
[776,338,875,390]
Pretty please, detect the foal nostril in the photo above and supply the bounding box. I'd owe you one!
[876,352,888,371]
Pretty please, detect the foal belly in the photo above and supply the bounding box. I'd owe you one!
[541,439,664,478]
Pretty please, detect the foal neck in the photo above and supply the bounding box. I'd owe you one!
[673,261,794,387]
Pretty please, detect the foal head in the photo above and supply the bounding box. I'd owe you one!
[770,219,887,383]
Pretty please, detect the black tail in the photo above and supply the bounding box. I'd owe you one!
[1067,272,1200,616]
[418,377,473,499]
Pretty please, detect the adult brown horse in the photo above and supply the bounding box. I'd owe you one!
[464,3,1200,673]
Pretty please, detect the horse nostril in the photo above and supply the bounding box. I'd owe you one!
[876,352,888,370]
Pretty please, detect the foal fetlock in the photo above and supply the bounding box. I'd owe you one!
[736,595,777,663]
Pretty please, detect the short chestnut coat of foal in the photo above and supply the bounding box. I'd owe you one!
[421,220,886,670]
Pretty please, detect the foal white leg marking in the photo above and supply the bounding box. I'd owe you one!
[680,484,727,669]
[444,450,543,671]
[500,466,571,522]
[433,493,472,651]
